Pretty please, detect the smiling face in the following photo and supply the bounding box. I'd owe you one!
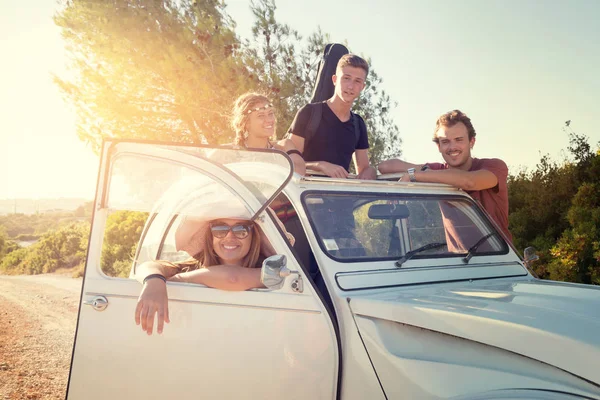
[245,102,276,140]
[210,218,253,266]
[332,66,367,104]
[435,122,476,170]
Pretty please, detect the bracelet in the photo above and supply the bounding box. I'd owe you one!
[286,149,303,157]
[143,274,167,285]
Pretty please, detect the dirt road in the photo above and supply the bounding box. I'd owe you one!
[0,274,82,400]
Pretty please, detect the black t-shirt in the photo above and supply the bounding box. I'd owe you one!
[287,102,369,171]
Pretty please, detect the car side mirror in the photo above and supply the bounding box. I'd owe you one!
[260,254,297,290]
[523,246,539,268]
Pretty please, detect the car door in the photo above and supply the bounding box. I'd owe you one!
[67,141,338,400]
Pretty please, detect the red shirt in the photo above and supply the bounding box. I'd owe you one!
[428,158,512,242]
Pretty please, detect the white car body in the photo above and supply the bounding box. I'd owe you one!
[67,141,600,400]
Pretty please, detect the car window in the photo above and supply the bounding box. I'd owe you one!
[303,192,508,262]
[97,143,293,277]
[100,209,149,278]
[103,153,225,276]
[131,170,255,273]
[162,145,293,219]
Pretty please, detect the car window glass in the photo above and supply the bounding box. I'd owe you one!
[103,154,218,276]
[100,209,149,278]
[304,193,507,262]
[105,143,292,216]
[405,198,447,249]
[158,214,191,263]
[99,143,290,277]
[354,200,400,258]
[158,145,293,218]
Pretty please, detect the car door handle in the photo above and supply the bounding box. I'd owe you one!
[83,295,108,311]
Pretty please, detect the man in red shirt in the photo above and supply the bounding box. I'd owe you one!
[378,109,512,242]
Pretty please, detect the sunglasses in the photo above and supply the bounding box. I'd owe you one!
[209,223,253,239]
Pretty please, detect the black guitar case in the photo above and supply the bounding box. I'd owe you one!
[309,43,349,103]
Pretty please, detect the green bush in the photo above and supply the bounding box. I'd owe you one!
[0,222,90,275]
[0,247,29,274]
[509,132,600,285]
[100,211,147,277]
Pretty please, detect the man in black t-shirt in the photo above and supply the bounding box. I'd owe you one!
[287,54,377,180]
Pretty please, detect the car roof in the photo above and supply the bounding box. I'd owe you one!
[288,173,465,196]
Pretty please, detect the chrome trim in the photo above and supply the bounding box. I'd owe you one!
[83,295,108,311]
[84,292,322,314]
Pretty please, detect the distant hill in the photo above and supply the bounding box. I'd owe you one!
[0,198,91,215]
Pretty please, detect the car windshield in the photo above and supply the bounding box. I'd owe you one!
[303,192,508,262]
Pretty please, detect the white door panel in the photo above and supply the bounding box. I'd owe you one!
[70,280,336,399]
[68,142,338,399]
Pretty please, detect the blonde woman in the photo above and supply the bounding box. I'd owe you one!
[231,92,306,175]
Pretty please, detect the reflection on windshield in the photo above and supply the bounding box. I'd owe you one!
[304,194,507,262]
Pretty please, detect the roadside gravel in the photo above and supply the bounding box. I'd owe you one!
[0,274,82,400]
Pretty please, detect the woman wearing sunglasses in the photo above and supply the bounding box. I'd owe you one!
[134,206,272,335]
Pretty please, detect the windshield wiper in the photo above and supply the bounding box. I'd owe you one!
[462,232,499,264]
[395,242,447,268]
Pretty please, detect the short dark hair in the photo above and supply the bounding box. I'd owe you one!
[336,54,369,77]
[433,109,476,143]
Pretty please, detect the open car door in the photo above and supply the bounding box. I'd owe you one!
[67,141,338,399]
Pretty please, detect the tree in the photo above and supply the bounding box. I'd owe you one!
[243,0,402,164]
[508,155,577,255]
[54,0,251,150]
[0,229,20,259]
[508,125,600,284]
[0,248,29,275]
[54,0,403,163]
[548,182,600,284]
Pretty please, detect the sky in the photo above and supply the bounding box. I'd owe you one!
[0,2,98,199]
[1,0,599,200]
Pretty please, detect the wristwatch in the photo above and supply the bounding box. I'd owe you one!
[407,168,417,182]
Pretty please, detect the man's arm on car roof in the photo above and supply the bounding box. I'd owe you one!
[404,169,498,191]
[354,149,377,180]
[377,158,424,174]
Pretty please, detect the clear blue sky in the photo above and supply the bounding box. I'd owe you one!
[1,0,598,199]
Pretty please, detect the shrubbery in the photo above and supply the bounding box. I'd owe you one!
[0,222,89,275]
[0,209,146,278]
[100,211,148,278]
[509,132,600,284]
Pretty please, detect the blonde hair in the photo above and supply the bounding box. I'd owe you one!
[176,221,262,270]
[231,92,273,147]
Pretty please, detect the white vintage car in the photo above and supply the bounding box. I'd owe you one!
[67,141,600,400]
